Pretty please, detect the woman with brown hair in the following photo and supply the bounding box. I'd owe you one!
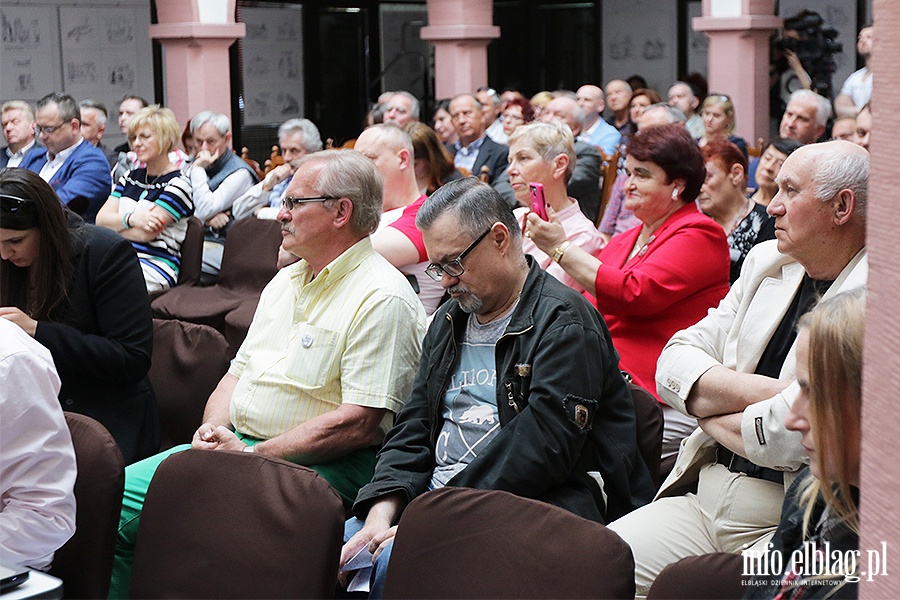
[403,121,462,195]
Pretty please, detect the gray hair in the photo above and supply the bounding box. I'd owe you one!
[509,121,576,182]
[789,90,833,127]
[813,146,868,217]
[36,92,80,124]
[451,94,483,111]
[279,118,323,152]
[2,100,34,121]
[644,103,687,123]
[190,111,231,136]
[386,91,420,119]
[79,99,108,126]
[417,177,523,251]
[362,123,414,157]
[298,149,383,235]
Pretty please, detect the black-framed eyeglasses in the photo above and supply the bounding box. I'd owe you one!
[281,195,340,210]
[424,227,491,282]
[34,122,66,135]
[0,193,32,213]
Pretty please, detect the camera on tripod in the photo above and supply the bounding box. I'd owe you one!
[776,12,843,97]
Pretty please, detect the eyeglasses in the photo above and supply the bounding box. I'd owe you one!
[424,227,491,282]
[281,195,339,210]
[503,113,525,123]
[34,122,67,135]
[0,193,32,213]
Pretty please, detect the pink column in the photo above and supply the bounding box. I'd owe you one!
[150,0,245,126]
[420,0,500,98]
[693,0,781,144]
[860,1,900,597]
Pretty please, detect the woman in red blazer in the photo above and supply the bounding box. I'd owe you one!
[527,124,731,459]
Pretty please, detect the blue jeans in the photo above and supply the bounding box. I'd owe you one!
[343,517,393,599]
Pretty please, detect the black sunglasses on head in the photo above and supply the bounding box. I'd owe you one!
[0,193,33,213]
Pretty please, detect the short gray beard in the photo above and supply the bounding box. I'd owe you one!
[450,284,483,314]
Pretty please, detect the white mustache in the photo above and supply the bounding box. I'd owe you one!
[282,224,295,234]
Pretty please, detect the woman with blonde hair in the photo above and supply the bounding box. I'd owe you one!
[748,288,866,599]
[699,94,748,158]
[96,105,193,292]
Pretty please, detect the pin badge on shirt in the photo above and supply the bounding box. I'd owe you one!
[301,333,313,348]
[574,404,590,428]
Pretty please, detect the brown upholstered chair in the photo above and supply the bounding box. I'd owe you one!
[382,487,635,599]
[628,382,664,490]
[146,216,204,302]
[647,552,745,599]
[223,298,259,357]
[149,319,231,450]
[50,413,125,599]
[130,450,344,599]
[151,217,282,333]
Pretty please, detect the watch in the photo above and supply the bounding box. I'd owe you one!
[551,241,572,263]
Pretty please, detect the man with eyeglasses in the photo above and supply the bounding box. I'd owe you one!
[20,92,112,223]
[340,177,654,597]
[108,149,426,598]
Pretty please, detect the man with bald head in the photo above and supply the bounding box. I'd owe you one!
[576,85,621,155]
[609,140,869,596]
[604,79,635,138]
[541,96,603,222]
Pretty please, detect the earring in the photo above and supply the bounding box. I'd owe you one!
[672,188,679,200]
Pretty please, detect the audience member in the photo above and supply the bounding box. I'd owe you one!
[747,288,866,599]
[605,79,635,138]
[541,96,603,222]
[668,81,704,139]
[530,91,554,120]
[0,318,77,571]
[500,97,534,139]
[830,115,857,141]
[779,89,831,144]
[232,118,323,220]
[448,94,515,206]
[1,101,38,168]
[575,84,621,155]
[528,124,730,457]
[402,121,462,196]
[0,168,157,464]
[476,86,508,145]
[609,140,868,597]
[510,121,605,292]
[20,93,112,223]
[382,91,419,127]
[79,99,118,168]
[431,99,458,146]
[356,124,445,315]
[700,140,775,283]
[340,177,655,596]
[500,88,525,105]
[627,74,649,93]
[628,88,663,127]
[749,138,803,207]
[96,106,194,292]
[835,24,874,118]
[110,96,150,182]
[854,103,871,151]
[188,111,258,278]
[699,94,748,158]
[108,149,426,597]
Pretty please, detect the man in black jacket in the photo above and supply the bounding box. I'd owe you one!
[340,177,654,597]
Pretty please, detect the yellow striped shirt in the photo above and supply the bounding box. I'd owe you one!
[228,237,426,442]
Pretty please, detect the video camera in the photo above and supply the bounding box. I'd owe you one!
[776,12,843,97]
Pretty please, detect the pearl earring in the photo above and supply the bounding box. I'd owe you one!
[672,188,678,200]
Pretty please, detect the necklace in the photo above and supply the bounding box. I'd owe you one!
[138,169,166,201]
[728,198,755,234]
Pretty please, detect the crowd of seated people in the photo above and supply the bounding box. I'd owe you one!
[0,51,880,600]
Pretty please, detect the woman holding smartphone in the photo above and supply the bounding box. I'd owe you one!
[507,121,605,293]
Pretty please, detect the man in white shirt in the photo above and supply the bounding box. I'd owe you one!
[1,101,38,168]
[835,24,874,118]
[668,82,704,139]
[476,87,508,145]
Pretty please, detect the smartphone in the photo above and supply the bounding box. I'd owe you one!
[529,182,548,220]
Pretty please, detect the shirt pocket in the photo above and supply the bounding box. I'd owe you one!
[284,323,340,389]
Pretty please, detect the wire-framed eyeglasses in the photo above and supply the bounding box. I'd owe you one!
[281,195,340,210]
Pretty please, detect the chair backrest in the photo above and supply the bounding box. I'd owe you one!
[240,146,265,180]
[628,382,664,489]
[50,413,125,599]
[216,217,283,290]
[177,216,205,287]
[149,319,231,450]
[264,145,285,174]
[647,552,745,599]
[382,487,635,599]
[130,450,344,599]
[596,147,621,227]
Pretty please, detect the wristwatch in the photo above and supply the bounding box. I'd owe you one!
[551,241,572,263]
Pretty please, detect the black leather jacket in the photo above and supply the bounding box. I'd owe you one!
[353,258,655,523]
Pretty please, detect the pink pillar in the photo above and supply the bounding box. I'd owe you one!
[150,0,245,126]
[421,0,500,98]
[693,0,781,144]
[860,1,900,597]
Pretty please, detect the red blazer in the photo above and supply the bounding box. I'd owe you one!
[591,202,730,400]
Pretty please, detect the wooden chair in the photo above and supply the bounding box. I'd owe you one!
[240,146,265,180]
[747,137,765,158]
[264,145,285,174]
[596,146,621,227]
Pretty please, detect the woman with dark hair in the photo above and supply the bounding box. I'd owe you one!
[527,124,731,457]
[748,288,866,599]
[628,88,663,124]
[402,121,463,196]
[431,99,457,146]
[750,137,803,206]
[699,139,775,283]
[501,96,535,138]
[0,167,158,464]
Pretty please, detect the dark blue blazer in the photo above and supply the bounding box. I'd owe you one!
[20,140,112,223]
